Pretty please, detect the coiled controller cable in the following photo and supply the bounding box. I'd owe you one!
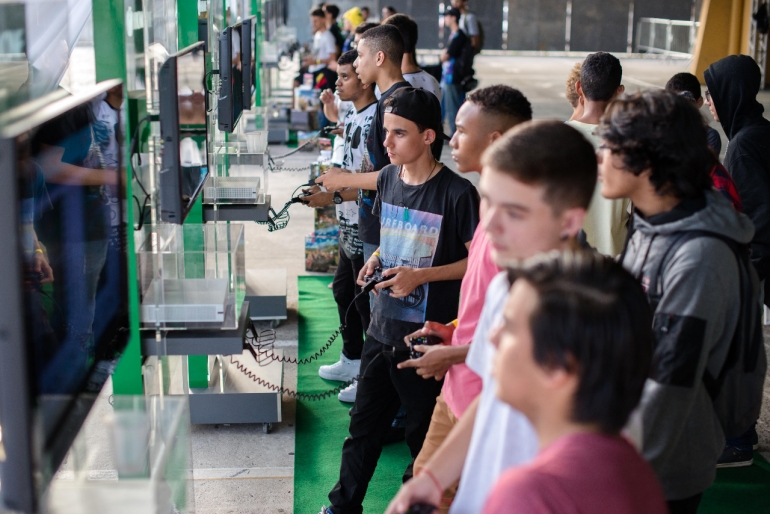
[230,286,382,400]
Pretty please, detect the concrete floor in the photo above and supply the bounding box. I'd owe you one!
[44,51,770,514]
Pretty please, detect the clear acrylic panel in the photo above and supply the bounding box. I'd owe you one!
[137,223,246,330]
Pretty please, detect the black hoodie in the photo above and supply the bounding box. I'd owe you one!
[705,55,770,281]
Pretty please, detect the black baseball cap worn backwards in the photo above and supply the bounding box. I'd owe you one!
[384,87,451,140]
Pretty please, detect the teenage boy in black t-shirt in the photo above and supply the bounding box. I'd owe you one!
[321,88,479,514]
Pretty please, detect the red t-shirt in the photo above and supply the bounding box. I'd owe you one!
[483,432,668,514]
[442,228,500,418]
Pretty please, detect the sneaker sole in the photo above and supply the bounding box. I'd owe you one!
[716,459,754,469]
[338,393,356,403]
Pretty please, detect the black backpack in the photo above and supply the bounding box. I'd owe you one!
[643,230,767,438]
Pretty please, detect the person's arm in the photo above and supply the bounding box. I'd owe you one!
[398,340,470,380]
[385,395,480,514]
[727,150,770,280]
[316,167,379,191]
[378,240,472,299]
[638,241,738,478]
[464,13,480,49]
[302,188,357,208]
[37,145,119,186]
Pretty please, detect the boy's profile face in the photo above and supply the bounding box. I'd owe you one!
[311,15,325,33]
[450,102,495,173]
[336,63,364,102]
[596,144,644,200]
[353,39,377,86]
[382,112,435,166]
[479,168,577,267]
[490,279,542,414]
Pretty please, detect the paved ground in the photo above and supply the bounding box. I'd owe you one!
[47,48,770,514]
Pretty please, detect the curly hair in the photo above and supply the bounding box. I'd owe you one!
[598,90,713,199]
[466,85,533,131]
[565,61,583,108]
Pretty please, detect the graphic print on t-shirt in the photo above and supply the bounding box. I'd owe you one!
[379,201,442,322]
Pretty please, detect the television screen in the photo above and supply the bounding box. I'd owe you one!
[241,16,256,110]
[158,41,209,223]
[217,23,244,132]
[0,79,130,513]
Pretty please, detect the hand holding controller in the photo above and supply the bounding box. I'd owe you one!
[408,335,443,359]
[362,267,385,293]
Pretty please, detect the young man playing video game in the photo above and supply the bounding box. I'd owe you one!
[386,120,598,514]
[303,50,378,398]
[321,87,479,514]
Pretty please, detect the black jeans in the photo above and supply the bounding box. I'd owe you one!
[333,247,369,361]
[328,337,444,514]
[667,493,702,514]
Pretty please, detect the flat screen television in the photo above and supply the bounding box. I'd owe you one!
[158,41,209,223]
[0,79,130,513]
[241,16,256,111]
[217,23,244,132]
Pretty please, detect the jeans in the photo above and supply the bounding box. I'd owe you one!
[333,247,369,361]
[441,82,465,136]
[328,337,444,514]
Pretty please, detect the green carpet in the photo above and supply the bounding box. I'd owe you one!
[700,453,770,513]
[294,276,412,513]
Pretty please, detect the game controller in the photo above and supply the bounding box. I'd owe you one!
[405,503,438,514]
[362,267,386,293]
[408,335,443,359]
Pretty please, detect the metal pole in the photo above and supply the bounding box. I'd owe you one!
[565,0,572,52]
[627,2,634,53]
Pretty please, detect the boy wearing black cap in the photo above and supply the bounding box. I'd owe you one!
[321,88,479,514]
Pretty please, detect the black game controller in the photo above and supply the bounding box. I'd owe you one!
[408,335,443,359]
[405,503,438,514]
[362,267,386,293]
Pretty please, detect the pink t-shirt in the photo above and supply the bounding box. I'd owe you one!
[483,432,668,514]
[442,228,500,418]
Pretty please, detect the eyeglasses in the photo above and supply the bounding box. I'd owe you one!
[597,144,612,152]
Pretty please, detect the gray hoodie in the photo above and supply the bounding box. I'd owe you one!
[622,189,755,500]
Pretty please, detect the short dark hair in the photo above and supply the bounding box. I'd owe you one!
[580,52,622,102]
[310,8,325,18]
[665,72,702,101]
[383,14,418,55]
[466,85,533,132]
[359,24,404,66]
[482,120,597,213]
[323,4,340,19]
[361,6,370,13]
[355,22,379,35]
[507,250,653,434]
[383,6,397,16]
[337,50,358,66]
[598,90,713,199]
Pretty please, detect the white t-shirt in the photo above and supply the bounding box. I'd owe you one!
[565,120,631,257]
[310,29,337,73]
[336,100,377,257]
[449,272,540,514]
[374,70,442,103]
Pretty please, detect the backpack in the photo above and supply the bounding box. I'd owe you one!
[461,11,484,54]
[644,230,767,439]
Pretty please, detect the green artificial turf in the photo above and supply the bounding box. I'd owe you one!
[699,452,770,513]
[294,276,412,513]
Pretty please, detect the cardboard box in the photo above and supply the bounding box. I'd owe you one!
[305,234,339,273]
[314,205,339,237]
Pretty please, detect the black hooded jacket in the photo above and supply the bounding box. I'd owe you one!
[705,55,770,281]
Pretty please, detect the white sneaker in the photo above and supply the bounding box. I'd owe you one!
[318,354,360,382]
[337,379,358,403]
